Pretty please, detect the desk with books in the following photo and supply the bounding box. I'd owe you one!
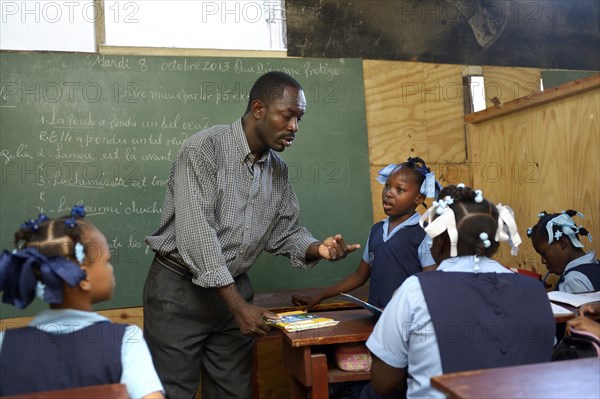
[252,286,370,399]
[279,308,377,399]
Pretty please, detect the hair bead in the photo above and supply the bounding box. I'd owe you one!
[474,190,483,203]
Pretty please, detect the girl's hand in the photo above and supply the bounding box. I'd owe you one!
[566,315,600,338]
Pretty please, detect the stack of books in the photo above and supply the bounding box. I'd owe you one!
[266,310,339,332]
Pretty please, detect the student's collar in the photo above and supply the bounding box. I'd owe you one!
[564,250,597,271]
[382,212,419,241]
[29,308,108,327]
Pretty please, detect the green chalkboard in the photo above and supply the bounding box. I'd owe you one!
[0,53,372,318]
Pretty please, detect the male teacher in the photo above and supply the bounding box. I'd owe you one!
[143,71,360,398]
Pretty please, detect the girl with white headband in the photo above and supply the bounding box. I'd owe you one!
[366,184,555,399]
[528,210,599,293]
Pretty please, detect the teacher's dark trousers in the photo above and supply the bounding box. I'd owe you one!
[143,256,254,399]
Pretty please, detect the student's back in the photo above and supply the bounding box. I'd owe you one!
[366,185,555,398]
[1,312,126,393]
[0,208,163,398]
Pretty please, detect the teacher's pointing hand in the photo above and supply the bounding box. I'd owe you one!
[319,234,361,260]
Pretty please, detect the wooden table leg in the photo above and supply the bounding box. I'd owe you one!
[310,353,329,399]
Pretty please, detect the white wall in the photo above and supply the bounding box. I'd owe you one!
[1,0,97,52]
[0,0,286,52]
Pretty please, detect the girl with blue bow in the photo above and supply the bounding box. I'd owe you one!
[0,206,164,398]
[293,157,441,311]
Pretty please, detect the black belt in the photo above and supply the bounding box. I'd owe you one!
[155,253,194,279]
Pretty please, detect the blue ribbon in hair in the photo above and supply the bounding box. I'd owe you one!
[0,248,86,309]
[545,213,586,248]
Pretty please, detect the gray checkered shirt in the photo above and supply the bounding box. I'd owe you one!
[146,118,319,288]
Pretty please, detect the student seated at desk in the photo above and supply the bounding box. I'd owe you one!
[365,184,555,398]
[0,207,164,398]
[527,210,599,293]
[293,157,439,311]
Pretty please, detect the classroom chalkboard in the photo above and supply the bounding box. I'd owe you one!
[0,53,372,318]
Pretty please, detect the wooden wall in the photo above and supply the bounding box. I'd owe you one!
[466,74,600,280]
[363,60,469,221]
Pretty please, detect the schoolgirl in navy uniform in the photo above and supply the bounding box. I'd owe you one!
[0,207,164,397]
[293,157,440,311]
[365,185,555,398]
[528,210,599,293]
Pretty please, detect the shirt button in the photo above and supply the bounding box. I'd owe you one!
[494,307,502,315]
[500,346,508,355]
[240,250,244,255]
[245,226,250,230]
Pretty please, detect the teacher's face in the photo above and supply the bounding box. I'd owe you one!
[255,86,306,152]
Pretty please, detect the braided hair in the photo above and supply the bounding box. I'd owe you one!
[14,213,92,264]
[395,157,440,204]
[527,210,591,246]
[437,185,500,258]
[399,156,429,183]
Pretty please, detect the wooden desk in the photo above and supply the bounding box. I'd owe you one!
[431,358,600,399]
[2,384,128,399]
[280,309,377,399]
[253,285,370,313]
[251,285,371,399]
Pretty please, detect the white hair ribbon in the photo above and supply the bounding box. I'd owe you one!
[495,204,522,256]
[545,213,585,248]
[419,199,459,257]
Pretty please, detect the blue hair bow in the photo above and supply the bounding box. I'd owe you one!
[376,164,398,184]
[421,172,442,199]
[0,248,86,309]
[545,213,585,248]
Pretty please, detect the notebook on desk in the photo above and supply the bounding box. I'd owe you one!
[551,302,574,316]
[548,291,600,307]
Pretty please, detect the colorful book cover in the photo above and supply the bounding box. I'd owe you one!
[266,310,339,332]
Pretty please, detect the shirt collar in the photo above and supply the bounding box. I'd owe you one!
[565,250,598,271]
[382,212,420,241]
[29,309,109,333]
[437,256,513,274]
[233,118,271,166]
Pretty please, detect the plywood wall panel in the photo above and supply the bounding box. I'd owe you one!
[482,66,541,108]
[467,88,599,276]
[364,60,465,166]
[423,63,466,163]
